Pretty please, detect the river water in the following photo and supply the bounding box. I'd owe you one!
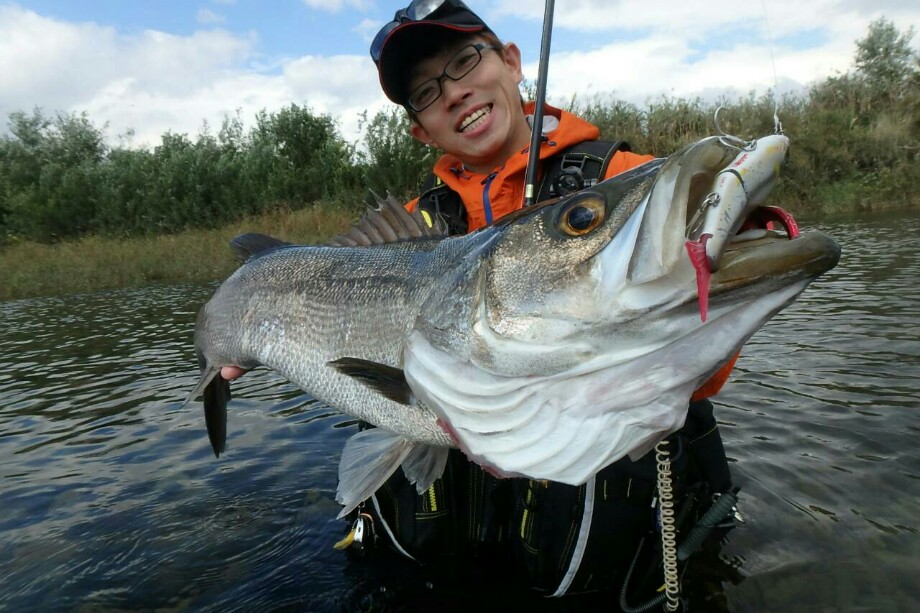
[0,213,917,612]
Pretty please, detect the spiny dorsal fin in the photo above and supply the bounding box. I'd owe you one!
[327,193,447,247]
[230,233,293,263]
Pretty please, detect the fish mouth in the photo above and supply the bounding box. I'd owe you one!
[677,134,828,320]
[620,134,836,323]
[693,205,840,319]
[736,204,798,239]
[711,227,840,292]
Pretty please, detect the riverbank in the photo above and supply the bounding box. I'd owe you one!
[1,199,917,302]
[0,205,354,301]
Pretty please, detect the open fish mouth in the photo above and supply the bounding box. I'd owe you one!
[686,202,802,320]
[680,134,806,320]
[736,204,799,239]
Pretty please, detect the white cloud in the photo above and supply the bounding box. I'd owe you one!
[498,0,920,109]
[282,53,387,141]
[490,0,914,39]
[0,5,385,148]
[197,8,226,25]
[353,17,382,44]
[2,1,918,151]
[529,32,851,105]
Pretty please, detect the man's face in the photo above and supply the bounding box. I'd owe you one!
[408,36,530,174]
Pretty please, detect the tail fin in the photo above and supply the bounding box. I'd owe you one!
[182,355,231,457]
[203,369,230,457]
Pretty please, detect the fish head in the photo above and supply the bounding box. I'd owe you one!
[407,133,840,485]
[471,158,667,372]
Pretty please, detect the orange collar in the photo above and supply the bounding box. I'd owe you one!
[431,102,601,187]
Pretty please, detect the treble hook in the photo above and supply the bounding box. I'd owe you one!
[713,106,755,151]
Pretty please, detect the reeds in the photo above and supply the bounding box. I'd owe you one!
[0,205,355,301]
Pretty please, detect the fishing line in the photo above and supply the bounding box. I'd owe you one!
[759,0,784,135]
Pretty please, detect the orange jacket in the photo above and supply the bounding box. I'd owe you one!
[406,102,653,231]
[407,102,735,399]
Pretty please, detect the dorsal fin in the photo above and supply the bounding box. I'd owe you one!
[327,193,448,247]
[230,233,293,263]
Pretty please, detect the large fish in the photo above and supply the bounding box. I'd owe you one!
[184,133,840,515]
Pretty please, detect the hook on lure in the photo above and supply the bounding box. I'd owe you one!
[713,106,755,151]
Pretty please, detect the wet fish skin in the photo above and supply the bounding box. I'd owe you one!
[191,232,461,447]
[184,164,664,513]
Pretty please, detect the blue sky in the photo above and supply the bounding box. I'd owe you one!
[10,1,607,70]
[2,1,918,147]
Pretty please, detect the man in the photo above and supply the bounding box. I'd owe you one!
[372,0,654,231]
[225,0,736,599]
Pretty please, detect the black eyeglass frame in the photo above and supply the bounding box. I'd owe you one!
[405,42,500,113]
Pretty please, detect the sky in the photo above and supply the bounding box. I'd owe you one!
[2,0,918,148]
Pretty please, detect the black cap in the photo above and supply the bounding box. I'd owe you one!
[371,0,492,105]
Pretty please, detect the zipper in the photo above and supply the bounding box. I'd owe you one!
[481,170,498,225]
[520,481,535,540]
[427,484,438,512]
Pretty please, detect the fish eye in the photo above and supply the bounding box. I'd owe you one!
[558,194,606,236]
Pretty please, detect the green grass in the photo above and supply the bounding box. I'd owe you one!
[2,191,918,302]
[0,205,356,301]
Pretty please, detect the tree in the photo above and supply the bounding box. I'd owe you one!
[357,107,435,203]
[0,109,107,241]
[854,18,918,101]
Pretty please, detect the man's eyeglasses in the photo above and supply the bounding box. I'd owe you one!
[371,0,478,63]
[407,43,499,112]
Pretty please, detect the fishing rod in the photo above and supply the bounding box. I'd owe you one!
[522,0,555,207]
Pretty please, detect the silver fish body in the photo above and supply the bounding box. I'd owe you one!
[185,134,840,514]
[195,238,462,446]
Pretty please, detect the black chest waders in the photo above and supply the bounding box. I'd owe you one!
[343,144,741,601]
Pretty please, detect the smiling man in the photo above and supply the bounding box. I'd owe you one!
[373,1,655,233]
[344,0,739,599]
[220,0,737,599]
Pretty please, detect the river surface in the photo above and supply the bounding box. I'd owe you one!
[0,213,918,612]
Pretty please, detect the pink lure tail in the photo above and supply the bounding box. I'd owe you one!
[685,234,712,322]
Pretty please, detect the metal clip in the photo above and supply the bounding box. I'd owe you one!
[353,516,365,544]
[732,504,746,526]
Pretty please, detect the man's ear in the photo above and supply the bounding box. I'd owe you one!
[502,42,524,84]
[410,120,435,147]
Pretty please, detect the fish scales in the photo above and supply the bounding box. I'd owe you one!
[197,239,470,446]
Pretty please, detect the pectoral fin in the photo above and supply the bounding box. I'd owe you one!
[401,444,450,494]
[328,357,413,405]
[202,370,230,457]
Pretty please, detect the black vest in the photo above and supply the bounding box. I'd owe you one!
[417,140,632,236]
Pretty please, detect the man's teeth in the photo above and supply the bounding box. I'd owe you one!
[460,107,490,132]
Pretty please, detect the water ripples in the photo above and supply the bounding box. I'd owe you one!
[1,214,918,610]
